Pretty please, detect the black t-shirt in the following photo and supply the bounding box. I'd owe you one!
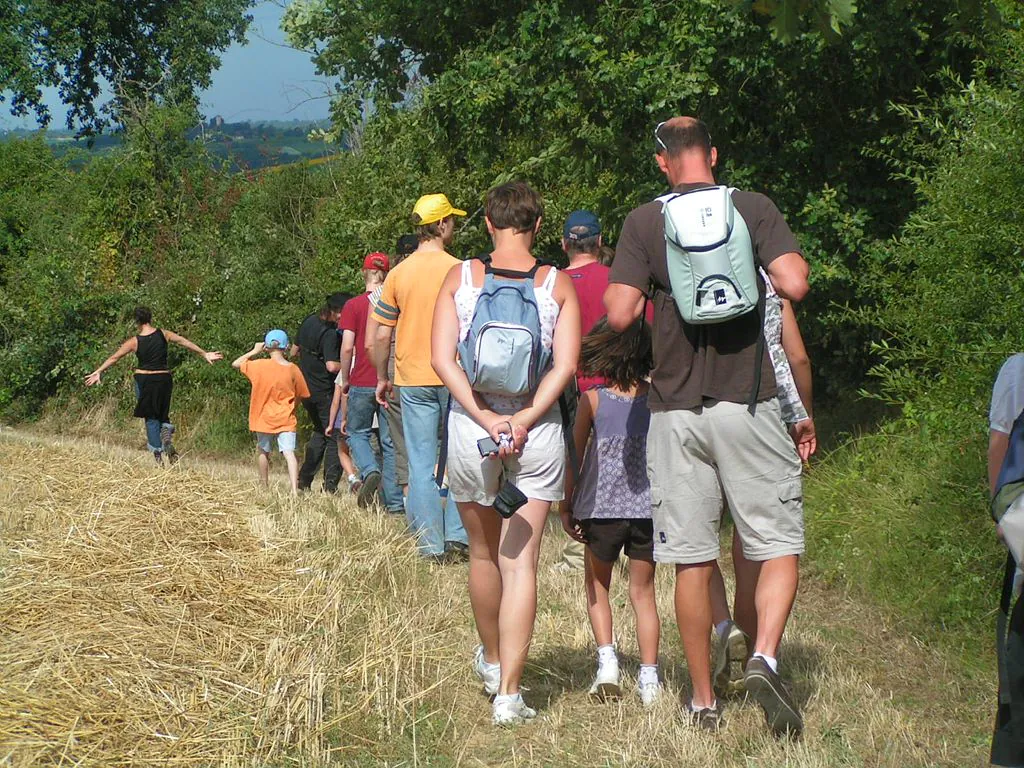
[610,182,802,411]
[296,313,341,399]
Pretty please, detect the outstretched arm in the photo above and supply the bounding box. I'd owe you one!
[165,330,222,364]
[84,337,137,386]
[232,342,264,370]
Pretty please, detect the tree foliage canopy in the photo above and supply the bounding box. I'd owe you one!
[0,0,254,134]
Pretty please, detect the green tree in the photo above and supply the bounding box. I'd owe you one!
[0,0,254,134]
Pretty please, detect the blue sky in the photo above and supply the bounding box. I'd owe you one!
[0,2,332,129]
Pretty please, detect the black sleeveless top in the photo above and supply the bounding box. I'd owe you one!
[136,330,169,371]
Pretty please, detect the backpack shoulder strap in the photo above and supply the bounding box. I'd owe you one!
[480,252,541,280]
[460,259,475,288]
[540,264,558,292]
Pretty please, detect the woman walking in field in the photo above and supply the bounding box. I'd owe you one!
[431,182,581,725]
[84,306,222,463]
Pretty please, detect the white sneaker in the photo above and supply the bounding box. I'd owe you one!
[492,694,537,725]
[588,657,621,700]
[473,646,500,696]
[637,677,661,707]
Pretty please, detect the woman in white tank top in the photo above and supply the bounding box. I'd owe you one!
[431,182,581,726]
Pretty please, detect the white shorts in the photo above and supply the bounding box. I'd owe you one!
[256,431,297,453]
[447,407,566,506]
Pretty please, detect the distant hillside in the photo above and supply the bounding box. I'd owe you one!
[0,118,344,171]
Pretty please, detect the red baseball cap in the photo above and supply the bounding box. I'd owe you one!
[363,252,390,271]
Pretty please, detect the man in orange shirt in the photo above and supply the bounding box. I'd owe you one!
[233,329,311,494]
[372,194,468,561]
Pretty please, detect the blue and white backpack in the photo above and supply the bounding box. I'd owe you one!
[657,185,759,324]
[457,254,555,397]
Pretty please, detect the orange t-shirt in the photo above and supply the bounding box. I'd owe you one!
[240,358,310,433]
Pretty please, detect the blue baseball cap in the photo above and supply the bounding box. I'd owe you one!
[563,210,601,240]
[264,329,289,350]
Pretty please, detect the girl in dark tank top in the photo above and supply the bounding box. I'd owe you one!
[84,306,223,463]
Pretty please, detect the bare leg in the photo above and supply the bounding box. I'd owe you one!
[337,439,357,479]
[458,502,502,663]
[675,562,715,708]
[257,451,270,487]
[585,550,615,648]
[752,555,799,659]
[629,558,660,666]
[496,498,549,695]
[732,529,762,640]
[709,560,732,627]
[282,451,299,495]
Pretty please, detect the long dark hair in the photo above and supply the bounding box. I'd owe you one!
[579,316,652,391]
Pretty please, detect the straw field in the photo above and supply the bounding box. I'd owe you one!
[0,428,993,766]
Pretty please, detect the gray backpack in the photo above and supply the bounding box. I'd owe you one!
[457,254,554,396]
[658,185,758,324]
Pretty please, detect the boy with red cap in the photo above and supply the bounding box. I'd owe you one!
[329,252,403,511]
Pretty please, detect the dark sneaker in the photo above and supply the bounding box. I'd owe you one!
[743,656,803,737]
[713,621,749,696]
[357,471,381,509]
[153,451,163,465]
[444,540,469,564]
[685,699,724,732]
[160,425,178,464]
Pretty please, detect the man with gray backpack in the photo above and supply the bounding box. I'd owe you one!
[605,117,810,735]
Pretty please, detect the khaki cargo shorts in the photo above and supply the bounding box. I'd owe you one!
[647,398,803,564]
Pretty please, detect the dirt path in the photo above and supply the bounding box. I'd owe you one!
[0,429,994,766]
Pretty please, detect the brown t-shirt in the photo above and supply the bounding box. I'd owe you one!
[610,182,802,412]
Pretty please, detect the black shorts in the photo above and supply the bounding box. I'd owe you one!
[580,518,654,563]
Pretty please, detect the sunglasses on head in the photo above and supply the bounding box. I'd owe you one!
[654,120,712,152]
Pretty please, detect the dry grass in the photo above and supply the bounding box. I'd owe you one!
[0,428,993,766]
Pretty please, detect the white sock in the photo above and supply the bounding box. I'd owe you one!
[494,693,522,705]
[597,644,617,666]
[715,620,731,638]
[638,664,659,684]
[753,653,778,673]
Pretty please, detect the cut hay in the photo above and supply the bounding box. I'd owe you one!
[0,429,992,766]
[0,434,461,766]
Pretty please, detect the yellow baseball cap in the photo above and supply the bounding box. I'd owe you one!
[412,194,467,225]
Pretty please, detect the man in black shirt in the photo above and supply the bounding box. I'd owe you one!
[295,293,347,492]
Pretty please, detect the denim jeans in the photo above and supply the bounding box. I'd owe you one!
[134,380,169,455]
[347,385,403,512]
[401,385,467,556]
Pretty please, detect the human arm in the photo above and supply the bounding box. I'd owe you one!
[780,300,812,417]
[605,283,647,332]
[373,323,395,407]
[84,337,137,385]
[764,252,809,303]
[991,430,1011,497]
[778,299,815,461]
[339,330,356,393]
[605,211,651,331]
[510,269,582,433]
[231,342,264,370]
[561,390,594,543]
[164,330,222,364]
[326,381,344,436]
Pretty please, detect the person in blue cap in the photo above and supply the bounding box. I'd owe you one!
[232,330,311,494]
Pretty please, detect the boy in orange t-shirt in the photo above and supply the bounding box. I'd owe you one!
[232,329,311,493]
